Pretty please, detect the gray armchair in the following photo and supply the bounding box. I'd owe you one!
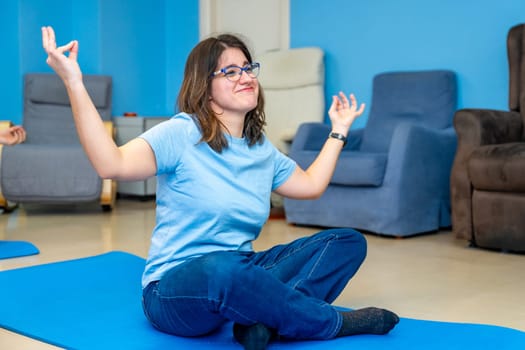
[0,73,116,211]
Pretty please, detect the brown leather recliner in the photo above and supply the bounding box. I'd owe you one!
[451,23,525,252]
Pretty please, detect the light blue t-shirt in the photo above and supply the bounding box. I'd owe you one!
[140,113,296,288]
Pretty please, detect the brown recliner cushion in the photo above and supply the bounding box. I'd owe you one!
[468,142,525,191]
[472,190,525,252]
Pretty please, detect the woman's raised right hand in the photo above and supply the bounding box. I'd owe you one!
[41,26,83,86]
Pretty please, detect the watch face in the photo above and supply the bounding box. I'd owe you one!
[329,132,347,146]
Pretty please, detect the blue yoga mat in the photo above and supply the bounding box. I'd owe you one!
[0,240,39,260]
[0,251,523,349]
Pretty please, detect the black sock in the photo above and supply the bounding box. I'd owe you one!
[233,323,275,350]
[337,307,400,337]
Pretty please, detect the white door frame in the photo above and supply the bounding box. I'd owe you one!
[199,0,289,54]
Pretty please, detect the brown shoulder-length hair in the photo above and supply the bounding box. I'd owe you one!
[177,34,266,153]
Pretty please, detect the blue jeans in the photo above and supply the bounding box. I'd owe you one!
[142,228,366,340]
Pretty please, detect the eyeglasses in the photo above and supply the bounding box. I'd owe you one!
[211,62,260,82]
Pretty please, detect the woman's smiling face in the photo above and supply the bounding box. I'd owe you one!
[210,47,259,119]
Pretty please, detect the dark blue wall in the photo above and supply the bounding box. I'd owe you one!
[1,0,199,125]
[291,0,525,128]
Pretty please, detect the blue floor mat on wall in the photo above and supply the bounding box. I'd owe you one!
[0,251,523,349]
[0,240,39,260]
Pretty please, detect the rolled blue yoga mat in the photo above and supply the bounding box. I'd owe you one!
[0,251,523,349]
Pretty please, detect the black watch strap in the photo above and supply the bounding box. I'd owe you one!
[329,132,347,147]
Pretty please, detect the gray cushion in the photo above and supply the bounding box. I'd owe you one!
[23,74,112,145]
[26,73,111,109]
[1,143,101,202]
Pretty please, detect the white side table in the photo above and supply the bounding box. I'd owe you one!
[113,116,170,198]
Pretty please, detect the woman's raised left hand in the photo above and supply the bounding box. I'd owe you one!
[328,92,365,135]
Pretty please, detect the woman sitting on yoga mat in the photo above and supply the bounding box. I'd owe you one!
[41,26,399,350]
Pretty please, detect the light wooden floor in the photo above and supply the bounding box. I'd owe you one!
[1,199,524,349]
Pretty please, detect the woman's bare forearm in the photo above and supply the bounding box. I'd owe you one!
[65,80,123,179]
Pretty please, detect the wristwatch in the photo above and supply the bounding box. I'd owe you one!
[329,132,347,147]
